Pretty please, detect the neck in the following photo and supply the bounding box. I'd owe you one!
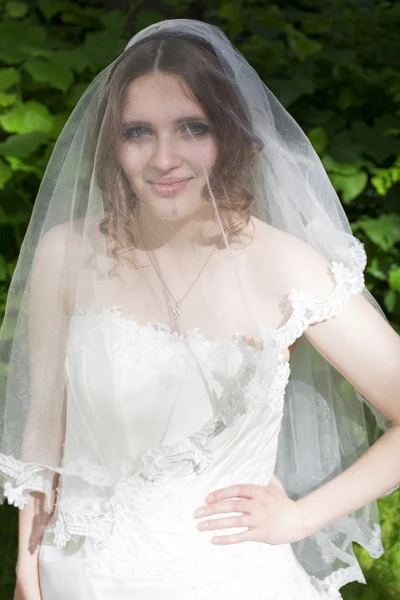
[135,204,223,253]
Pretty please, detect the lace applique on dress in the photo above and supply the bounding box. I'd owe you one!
[1,258,367,564]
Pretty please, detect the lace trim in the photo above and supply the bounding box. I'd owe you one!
[308,521,384,597]
[1,252,373,565]
[73,306,264,352]
[316,564,366,598]
[275,260,365,350]
[138,361,289,482]
[140,418,224,481]
[2,257,366,508]
[0,453,55,510]
[54,504,115,550]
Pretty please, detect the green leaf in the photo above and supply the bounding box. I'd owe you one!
[308,127,328,154]
[354,214,400,251]
[6,1,29,18]
[0,22,46,47]
[0,160,13,189]
[367,257,388,282]
[268,78,316,108]
[6,156,40,174]
[0,92,17,107]
[65,83,89,108]
[0,255,7,281]
[0,205,32,225]
[384,289,397,313]
[330,170,368,203]
[56,49,90,75]
[99,10,127,36]
[220,0,246,40]
[329,130,364,163]
[60,12,78,24]
[371,156,400,196]
[83,31,126,66]
[319,48,355,65]
[0,102,54,134]
[0,47,30,64]
[285,25,322,61]
[306,108,335,127]
[7,258,17,278]
[24,56,74,92]
[389,268,400,292]
[48,111,69,140]
[337,88,358,112]
[0,68,19,92]
[342,171,368,203]
[38,0,64,20]
[351,119,400,164]
[0,132,47,158]
[134,10,164,33]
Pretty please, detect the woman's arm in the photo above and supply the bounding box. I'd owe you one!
[13,224,72,598]
[14,481,57,599]
[296,289,400,535]
[194,237,400,545]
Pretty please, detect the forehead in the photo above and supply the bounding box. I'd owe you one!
[122,72,206,122]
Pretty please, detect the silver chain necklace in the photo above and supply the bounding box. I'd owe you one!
[146,243,219,320]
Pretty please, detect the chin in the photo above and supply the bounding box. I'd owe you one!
[140,194,207,223]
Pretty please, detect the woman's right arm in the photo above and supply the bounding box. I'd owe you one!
[13,224,73,599]
[14,488,54,599]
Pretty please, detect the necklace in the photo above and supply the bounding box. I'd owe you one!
[146,242,219,321]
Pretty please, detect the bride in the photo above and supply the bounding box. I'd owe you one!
[2,19,399,600]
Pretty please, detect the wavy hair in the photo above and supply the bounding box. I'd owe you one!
[93,33,263,262]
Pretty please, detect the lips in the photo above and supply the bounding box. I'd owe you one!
[149,178,191,197]
[152,178,190,185]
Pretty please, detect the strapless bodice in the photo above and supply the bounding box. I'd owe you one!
[63,306,290,490]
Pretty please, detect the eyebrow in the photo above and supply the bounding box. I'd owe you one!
[121,115,209,127]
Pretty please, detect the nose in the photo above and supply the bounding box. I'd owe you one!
[150,134,182,171]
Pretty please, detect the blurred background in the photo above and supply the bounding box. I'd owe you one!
[0,0,399,598]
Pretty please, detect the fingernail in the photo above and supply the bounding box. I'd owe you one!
[205,494,214,502]
[194,508,205,517]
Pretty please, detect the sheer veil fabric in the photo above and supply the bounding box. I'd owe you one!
[0,18,395,596]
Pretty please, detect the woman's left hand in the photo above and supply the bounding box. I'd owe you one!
[193,475,310,545]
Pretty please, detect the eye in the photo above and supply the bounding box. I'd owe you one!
[182,122,210,137]
[124,125,152,139]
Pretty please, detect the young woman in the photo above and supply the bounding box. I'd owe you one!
[2,19,399,600]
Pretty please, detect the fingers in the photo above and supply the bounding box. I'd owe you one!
[205,483,260,504]
[194,498,252,518]
[197,514,252,532]
[210,529,255,545]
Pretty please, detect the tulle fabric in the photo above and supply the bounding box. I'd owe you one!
[0,18,395,597]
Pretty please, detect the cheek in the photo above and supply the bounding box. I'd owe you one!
[118,145,146,180]
[190,140,218,174]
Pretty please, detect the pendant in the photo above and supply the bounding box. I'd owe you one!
[172,302,181,320]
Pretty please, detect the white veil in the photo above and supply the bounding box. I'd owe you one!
[0,18,394,597]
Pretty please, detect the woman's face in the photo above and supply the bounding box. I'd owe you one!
[119,71,218,222]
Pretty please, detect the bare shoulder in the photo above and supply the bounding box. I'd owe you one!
[34,218,86,259]
[33,218,95,316]
[246,216,335,296]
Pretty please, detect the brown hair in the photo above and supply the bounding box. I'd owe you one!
[93,33,263,261]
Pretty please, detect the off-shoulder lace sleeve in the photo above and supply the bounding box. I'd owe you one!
[275,259,365,351]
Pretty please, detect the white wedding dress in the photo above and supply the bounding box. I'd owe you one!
[38,262,360,600]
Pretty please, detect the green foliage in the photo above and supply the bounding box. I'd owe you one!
[0,1,399,599]
[213,0,400,332]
